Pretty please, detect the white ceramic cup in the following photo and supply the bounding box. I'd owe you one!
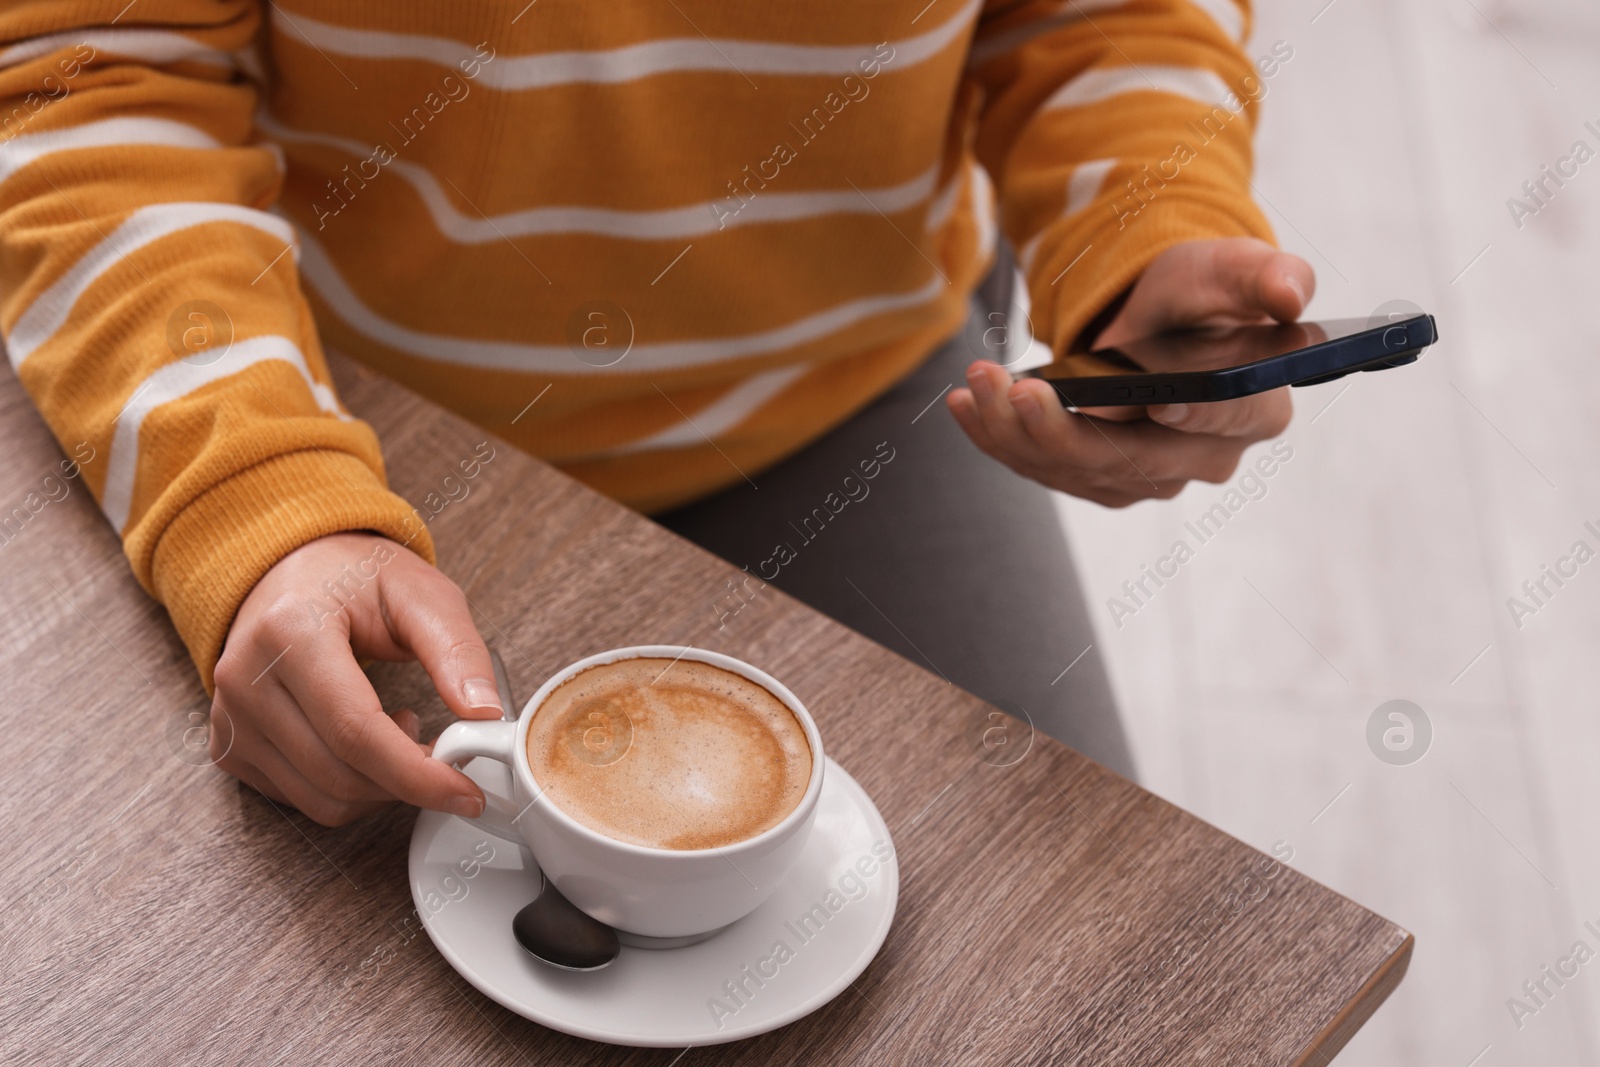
[430,645,825,940]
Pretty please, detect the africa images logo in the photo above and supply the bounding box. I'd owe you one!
[705,841,894,1029]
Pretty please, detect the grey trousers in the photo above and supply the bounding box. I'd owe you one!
[657,271,1136,781]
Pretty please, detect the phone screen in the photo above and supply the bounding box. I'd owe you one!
[1037,318,1385,381]
[1020,314,1434,406]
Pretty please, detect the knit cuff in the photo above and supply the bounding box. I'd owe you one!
[1037,195,1276,355]
[149,449,436,693]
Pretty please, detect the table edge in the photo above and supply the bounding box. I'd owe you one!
[1294,929,1414,1065]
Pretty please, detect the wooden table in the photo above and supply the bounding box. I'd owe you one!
[0,357,1410,1065]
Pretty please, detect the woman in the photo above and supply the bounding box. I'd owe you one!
[1,0,1309,823]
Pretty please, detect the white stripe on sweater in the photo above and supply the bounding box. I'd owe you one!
[102,335,346,532]
[0,28,231,69]
[7,202,295,369]
[293,222,947,374]
[1188,0,1245,42]
[1018,157,1116,273]
[607,364,812,454]
[924,160,973,233]
[0,117,219,187]
[271,1,978,88]
[1042,64,1237,113]
[969,161,998,266]
[256,113,938,240]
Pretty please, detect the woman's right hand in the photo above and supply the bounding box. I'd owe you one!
[209,532,505,826]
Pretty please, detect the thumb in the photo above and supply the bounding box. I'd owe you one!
[1249,248,1316,323]
[1129,238,1315,332]
[1188,239,1314,324]
[379,563,506,722]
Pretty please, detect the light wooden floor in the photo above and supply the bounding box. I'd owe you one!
[1053,0,1600,1062]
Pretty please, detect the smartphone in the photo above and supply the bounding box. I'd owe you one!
[1020,313,1438,408]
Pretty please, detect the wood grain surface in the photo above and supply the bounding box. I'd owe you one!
[0,356,1411,1065]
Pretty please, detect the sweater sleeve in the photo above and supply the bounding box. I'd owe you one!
[0,2,434,692]
[967,0,1280,352]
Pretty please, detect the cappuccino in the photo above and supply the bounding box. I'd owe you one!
[526,658,811,850]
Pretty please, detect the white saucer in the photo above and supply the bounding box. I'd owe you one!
[408,756,899,1047]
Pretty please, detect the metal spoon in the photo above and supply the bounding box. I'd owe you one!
[487,649,621,971]
[512,870,622,971]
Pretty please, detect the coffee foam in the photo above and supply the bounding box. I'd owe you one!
[525,658,812,850]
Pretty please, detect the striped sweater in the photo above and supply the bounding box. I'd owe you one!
[0,0,1275,688]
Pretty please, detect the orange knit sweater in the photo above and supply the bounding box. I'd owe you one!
[0,0,1275,688]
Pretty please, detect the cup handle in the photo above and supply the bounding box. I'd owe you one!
[432,720,526,845]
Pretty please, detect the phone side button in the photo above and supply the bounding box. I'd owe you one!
[1134,386,1156,399]
[1113,387,1132,400]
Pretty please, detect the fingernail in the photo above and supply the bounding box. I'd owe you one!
[1284,274,1306,307]
[446,794,484,819]
[1011,390,1040,419]
[462,677,502,712]
[967,365,991,400]
[1154,404,1189,425]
